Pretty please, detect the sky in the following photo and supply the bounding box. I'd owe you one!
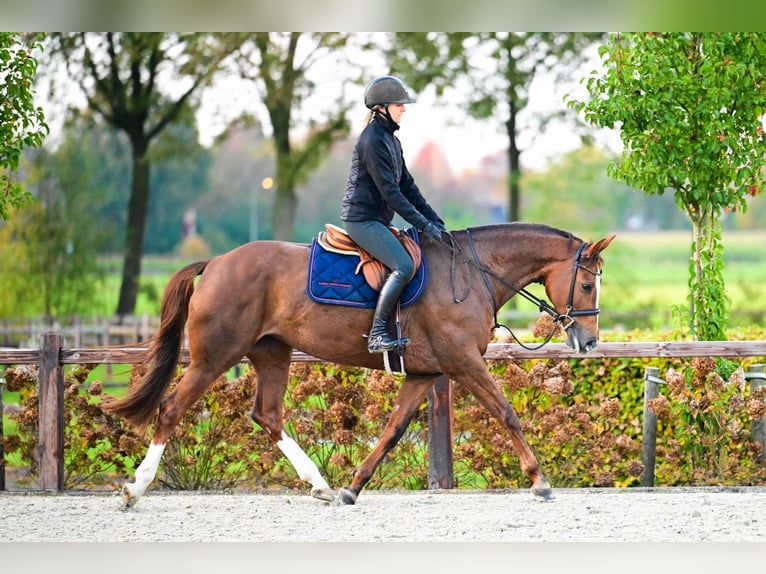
[193,38,623,176]
[37,33,621,177]
[393,70,622,174]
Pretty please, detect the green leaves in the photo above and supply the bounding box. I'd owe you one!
[575,33,766,201]
[570,33,766,340]
[0,32,49,220]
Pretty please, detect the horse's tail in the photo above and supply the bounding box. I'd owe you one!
[103,260,209,432]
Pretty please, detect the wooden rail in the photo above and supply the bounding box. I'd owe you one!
[0,315,158,348]
[1,335,765,491]
[5,340,766,366]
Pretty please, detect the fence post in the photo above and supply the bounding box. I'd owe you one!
[747,364,766,462]
[0,367,5,491]
[641,366,661,487]
[427,374,454,489]
[38,332,64,491]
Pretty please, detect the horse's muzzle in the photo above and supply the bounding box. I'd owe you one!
[583,338,599,353]
[566,327,599,354]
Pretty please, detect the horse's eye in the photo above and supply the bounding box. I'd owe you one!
[581,283,593,294]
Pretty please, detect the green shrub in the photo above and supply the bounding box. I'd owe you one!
[3,364,144,489]
[648,357,766,485]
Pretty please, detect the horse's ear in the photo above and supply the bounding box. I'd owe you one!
[584,234,616,258]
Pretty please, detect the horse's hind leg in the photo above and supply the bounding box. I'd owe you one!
[248,337,333,502]
[338,374,439,505]
[121,361,227,509]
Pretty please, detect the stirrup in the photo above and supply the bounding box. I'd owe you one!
[366,334,411,354]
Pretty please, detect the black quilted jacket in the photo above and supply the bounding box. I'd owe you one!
[341,113,441,230]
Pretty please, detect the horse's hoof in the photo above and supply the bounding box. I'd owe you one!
[338,488,358,505]
[119,484,138,511]
[311,487,335,502]
[530,482,555,502]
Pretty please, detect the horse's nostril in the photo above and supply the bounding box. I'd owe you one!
[585,339,598,352]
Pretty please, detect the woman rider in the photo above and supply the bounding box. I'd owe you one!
[341,75,446,354]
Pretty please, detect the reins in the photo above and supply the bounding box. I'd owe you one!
[436,228,601,350]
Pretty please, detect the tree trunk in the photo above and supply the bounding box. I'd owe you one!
[688,203,726,340]
[269,141,297,241]
[689,209,703,337]
[116,141,151,317]
[270,184,297,241]
[505,100,522,311]
[505,99,521,222]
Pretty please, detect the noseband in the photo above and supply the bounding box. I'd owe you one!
[445,230,602,349]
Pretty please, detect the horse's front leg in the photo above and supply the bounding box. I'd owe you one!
[449,359,554,501]
[248,339,333,502]
[338,374,438,505]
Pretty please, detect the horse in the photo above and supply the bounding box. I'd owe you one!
[104,222,615,509]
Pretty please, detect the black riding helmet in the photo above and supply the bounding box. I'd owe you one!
[364,75,417,110]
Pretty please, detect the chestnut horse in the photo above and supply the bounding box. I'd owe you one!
[105,223,615,509]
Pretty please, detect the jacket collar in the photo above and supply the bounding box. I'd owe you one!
[373,110,400,133]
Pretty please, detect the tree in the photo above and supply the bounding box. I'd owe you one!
[0,32,49,220]
[569,32,766,340]
[522,145,637,234]
[230,32,368,241]
[0,137,102,319]
[199,122,275,250]
[389,32,605,222]
[46,33,236,316]
[142,113,212,254]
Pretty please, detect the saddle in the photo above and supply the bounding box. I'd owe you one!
[317,224,422,291]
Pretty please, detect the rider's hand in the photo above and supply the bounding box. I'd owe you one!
[421,221,442,243]
[433,219,447,232]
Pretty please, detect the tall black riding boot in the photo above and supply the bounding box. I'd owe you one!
[367,269,411,353]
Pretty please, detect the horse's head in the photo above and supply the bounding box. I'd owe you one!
[544,234,616,354]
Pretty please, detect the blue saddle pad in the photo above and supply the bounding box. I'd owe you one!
[306,228,427,308]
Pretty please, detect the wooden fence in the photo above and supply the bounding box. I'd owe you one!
[0,315,159,348]
[1,334,765,492]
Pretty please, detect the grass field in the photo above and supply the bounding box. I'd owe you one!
[486,229,765,331]
[598,229,766,329]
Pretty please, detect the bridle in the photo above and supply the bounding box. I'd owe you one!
[442,229,602,350]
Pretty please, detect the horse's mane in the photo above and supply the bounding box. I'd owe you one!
[467,221,582,244]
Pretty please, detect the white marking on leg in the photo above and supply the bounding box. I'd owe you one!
[124,442,165,501]
[277,431,330,491]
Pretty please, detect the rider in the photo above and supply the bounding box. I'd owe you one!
[341,75,447,354]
